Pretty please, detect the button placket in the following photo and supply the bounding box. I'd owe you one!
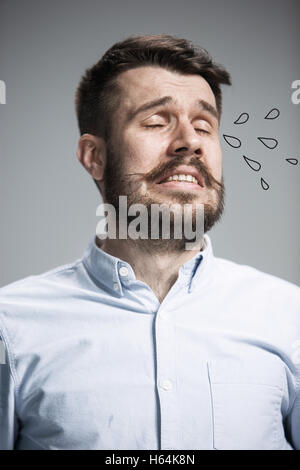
[155,309,180,450]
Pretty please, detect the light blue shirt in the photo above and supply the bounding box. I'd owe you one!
[0,233,300,450]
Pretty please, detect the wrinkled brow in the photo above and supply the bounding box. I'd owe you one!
[126,96,219,122]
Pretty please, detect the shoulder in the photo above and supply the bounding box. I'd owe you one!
[213,254,300,302]
[0,258,85,333]
[0,258,83,298]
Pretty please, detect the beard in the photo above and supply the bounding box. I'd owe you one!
[102,141,225,253]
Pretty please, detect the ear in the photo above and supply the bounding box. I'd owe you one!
[76,134,107,182]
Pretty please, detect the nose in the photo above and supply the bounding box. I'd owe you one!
[167,118,203,158]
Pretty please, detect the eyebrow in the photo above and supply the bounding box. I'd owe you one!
[126,96,219,122]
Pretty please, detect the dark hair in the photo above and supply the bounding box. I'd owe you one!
[75,34,231,139]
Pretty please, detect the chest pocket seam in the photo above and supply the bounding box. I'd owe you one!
[207,360,286,450]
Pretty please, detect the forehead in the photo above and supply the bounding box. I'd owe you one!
[115,66,217,113]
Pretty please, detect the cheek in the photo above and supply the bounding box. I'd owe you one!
[123,132,165,173]
[206,140,222,180]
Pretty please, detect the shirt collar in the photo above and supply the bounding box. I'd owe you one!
[82,233,214,297]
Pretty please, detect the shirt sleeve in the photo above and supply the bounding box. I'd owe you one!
[0,334,19,450]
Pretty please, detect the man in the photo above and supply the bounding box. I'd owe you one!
[0,35,299,450]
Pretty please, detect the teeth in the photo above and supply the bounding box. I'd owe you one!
[165,174,198,184]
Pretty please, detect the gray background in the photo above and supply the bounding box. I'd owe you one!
[0,0,299,287]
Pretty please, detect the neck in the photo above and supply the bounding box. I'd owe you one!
[98,237,205,303]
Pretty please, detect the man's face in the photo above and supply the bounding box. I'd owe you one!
[103,66,224,235]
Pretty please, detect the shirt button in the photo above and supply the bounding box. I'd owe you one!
[119,266,129,277]
[113,282,119,291]
[160,379,173,391]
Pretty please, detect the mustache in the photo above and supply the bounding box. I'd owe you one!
[125,156,222,190]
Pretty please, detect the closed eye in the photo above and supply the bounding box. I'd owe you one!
[145,124,164,128]
[195,128,210,134]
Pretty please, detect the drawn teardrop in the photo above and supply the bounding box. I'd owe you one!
[223,134,242,148]
[285,158,298,165]
[234,113,249,125]
[243,156,261,171]
[260,177,269,190]
[264,108,280,120]
[257,137,278,149]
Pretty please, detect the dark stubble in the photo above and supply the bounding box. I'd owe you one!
[103,141,225,252]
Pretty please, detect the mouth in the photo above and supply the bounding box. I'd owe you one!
[155,166,205,191]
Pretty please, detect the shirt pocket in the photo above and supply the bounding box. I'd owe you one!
[207,357,287,450]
